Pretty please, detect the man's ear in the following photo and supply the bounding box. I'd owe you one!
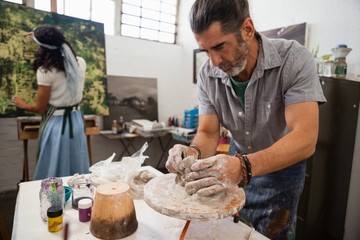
[241,18,255,40]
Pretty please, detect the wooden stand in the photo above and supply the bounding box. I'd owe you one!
[16,115,100,182]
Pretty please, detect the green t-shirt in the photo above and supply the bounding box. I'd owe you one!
[230,76,249,108]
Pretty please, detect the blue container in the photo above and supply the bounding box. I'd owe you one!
[183,108,199,129]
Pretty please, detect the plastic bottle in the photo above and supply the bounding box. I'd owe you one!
[118,116,125,131]
[112,120,118,134]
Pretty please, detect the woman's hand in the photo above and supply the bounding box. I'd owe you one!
[11,96,27,109]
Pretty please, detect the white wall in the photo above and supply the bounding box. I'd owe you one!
[104,0,360,123]
[105,34,199,123]
[105,0,198,123]
[249,0,360,76]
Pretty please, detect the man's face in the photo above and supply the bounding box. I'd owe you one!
[195,22,249,76]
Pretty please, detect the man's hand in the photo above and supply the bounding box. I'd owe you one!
[165,144,199,173]
[184,154,243,197]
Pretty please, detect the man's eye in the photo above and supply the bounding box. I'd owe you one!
[214,43,226,50]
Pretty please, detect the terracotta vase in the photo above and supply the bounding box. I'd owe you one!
[90,182,138,239]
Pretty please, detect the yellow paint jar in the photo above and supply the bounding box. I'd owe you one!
[47,206,63,233]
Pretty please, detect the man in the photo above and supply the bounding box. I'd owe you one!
[166,0,326,239]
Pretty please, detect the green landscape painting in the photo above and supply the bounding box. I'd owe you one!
[0,1,109,117]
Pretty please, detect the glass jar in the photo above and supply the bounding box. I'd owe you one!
[334,57,347,77]
[322,60,335,77]
[39,177,64,222]
[71,178,94,210]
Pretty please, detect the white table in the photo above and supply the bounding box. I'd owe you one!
[12,167,269,240]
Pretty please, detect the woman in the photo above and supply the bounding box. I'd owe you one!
[11,25,90,180]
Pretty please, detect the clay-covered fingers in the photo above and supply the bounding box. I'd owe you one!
[175,156,196,186]
[179,155,196,173]
[196,184,225,197]
[185,156,218,181]
[184,176,221,195]
[166,144,188,173]
[189,155,219,172]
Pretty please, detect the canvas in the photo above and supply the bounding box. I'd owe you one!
[0,1,109,117]
[103,75,158,130]
[261,22,307,46]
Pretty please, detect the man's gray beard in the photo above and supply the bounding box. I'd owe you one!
[229,43,248,77]
[229,66,243,76]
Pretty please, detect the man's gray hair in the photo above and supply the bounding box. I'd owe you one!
[189,0,250,35]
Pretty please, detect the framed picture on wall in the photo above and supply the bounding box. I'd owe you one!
[193,49,208,84]
[103,75,158,130]
[261,22,307,46]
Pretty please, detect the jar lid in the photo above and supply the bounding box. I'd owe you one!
[336,44,347,48]
[47,206,63,218]
[78,198,92,209]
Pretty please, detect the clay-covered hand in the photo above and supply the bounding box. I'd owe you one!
[165,144,199,173]
[184,154,242,197]
[175,155,196,186]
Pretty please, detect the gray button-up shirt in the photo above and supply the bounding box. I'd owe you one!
[197,33,326,154]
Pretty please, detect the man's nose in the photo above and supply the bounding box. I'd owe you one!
[209,52,222,67]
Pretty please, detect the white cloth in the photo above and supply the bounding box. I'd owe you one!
[37,57,86,107]
[12,169,269,240]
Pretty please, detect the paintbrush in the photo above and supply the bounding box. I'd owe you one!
[63,223,69,240]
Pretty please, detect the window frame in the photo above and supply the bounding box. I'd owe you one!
[15,0,179,44]
[119,0,179,44]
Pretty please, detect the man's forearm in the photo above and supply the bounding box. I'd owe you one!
[249,128,317,177]
[190,130,219,158]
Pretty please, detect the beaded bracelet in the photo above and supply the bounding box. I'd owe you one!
[235,154,248,187]
[189,145,202,159]
[242,155,252,184]
[234,154,252,187]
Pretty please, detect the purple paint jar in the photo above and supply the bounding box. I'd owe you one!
[78,198,92,222]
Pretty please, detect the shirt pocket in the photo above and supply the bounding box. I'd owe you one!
[257,98,287,140]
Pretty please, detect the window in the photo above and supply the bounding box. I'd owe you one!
[2,0,22,4]
[33,0,115,35]
[121,0,178,43]
[6,0,179,42]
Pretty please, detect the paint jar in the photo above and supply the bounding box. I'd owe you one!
[78,198,92,222]
[47,206,63,233]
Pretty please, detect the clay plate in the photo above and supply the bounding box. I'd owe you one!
[144,173,245,221]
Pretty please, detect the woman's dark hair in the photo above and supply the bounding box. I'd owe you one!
[189,0,250,35]
[32,25,77,72]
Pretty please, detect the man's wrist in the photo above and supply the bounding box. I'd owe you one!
[189,144,202,159]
